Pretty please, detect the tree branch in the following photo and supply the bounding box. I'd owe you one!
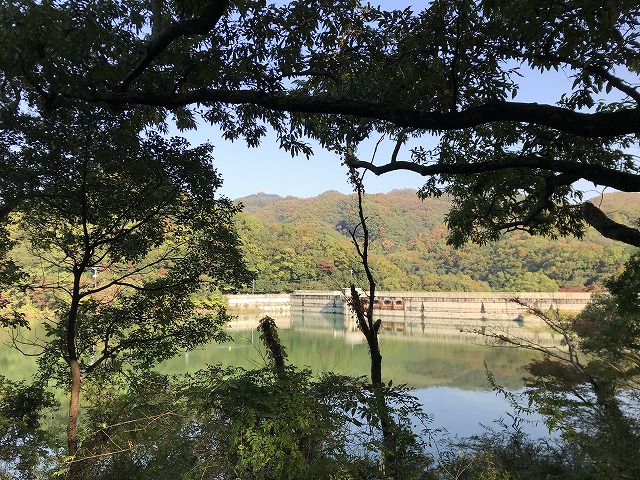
[120,0,230,92]
[582,202,640,247]
[533,53,640,104]
[82,89,640,138]
[586,64,640,104]
[486,173,579,233]
[346,162,376,339]
[390,129,412,163]
[347,154,640,192]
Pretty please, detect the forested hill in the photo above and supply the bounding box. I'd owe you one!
[235,190,639,293]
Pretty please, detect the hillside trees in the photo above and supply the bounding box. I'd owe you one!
[2,106,250,467]
[233,190,636,293]
[235,212,360,291]
[1,0,638,248]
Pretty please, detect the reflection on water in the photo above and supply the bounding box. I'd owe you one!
[160,311,554,391]
[415,387,548,440]
[1,312,554,438]
[161,311,553,438]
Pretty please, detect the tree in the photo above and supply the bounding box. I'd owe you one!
[1,0,638,245]
[3,105,250,469]
[481,253,640,478]
[346,169,418,478]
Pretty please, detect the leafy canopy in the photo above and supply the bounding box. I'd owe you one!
[5,104,251,383]
[1,0,638,245]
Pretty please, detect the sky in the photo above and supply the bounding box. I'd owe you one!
[187,125,433,200]
[187,68,588,201]
[180,2,626,201]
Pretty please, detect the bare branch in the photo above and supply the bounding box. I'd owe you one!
[69,411,181,463]
[390,129,413,163]
[475,298,594,384]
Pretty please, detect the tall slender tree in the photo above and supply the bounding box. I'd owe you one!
[5,106,250,470]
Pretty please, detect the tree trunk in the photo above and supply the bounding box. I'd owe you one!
[66,265,84,474]
[67,358,82,458]
[367,333,396,474]
[347,177,400,475]
[368,330,383,387]
[349,286,397,474]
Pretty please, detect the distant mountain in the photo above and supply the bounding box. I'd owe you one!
[235,193,285,213]
[235,190,638,294]
[238,189,451,248]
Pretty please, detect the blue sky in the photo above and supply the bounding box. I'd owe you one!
[187,125,432,200]
[182,2,621,201]
[187,68,588,201]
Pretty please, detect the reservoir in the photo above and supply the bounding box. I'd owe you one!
[1,310,556,440]
[161,310,555,439]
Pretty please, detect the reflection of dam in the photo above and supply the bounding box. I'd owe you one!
[225,311,563,347]
[160,311,550,390]
[227,290,593,323]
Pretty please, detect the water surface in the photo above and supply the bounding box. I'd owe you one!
[1,311,554,438]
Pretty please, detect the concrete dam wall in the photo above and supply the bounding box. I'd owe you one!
[226,290,593,321]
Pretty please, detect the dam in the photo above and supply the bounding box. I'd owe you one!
[226,290,593,322]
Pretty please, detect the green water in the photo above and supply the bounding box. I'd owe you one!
[0,312,544,389]
[0,312,552,438]
[158,312,541,390]
[0,328,40,381]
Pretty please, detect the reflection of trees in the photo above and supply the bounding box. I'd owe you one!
[159,314,547,391]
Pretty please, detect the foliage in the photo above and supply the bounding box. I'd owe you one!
[480,253,640,479]
[38,364,432,480]
[0,1,639,477]
[0,103,252,462]
[0,228,27,329]
[0,377,58,479]
[233,190,636,293]
[10,188,630,296]
[439,429,596,480]
[8,106,250,380]
[64,370,199,480]
[1,0,638,247]
[256,315,288,369]
[189,366,366,480]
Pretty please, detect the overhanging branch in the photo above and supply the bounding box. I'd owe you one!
[82,89,640,138]
[347,154,640,192]
[120,0,230,92]
[583,202,640,248]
